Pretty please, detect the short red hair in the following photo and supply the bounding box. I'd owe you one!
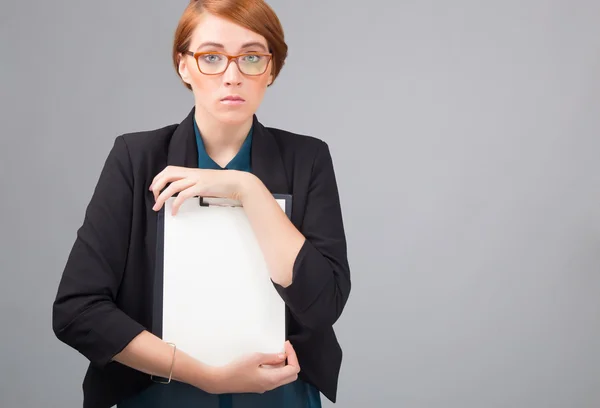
[172,0,288,90]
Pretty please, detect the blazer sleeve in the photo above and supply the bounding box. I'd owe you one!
[52,136,146,367]
[275,141,351,330]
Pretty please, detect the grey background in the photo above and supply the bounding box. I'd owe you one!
[1,0,599,407]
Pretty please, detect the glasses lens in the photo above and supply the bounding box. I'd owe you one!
[197,53,228,74]
[198,54,227,74]
[196,53,270,75]
[238,54,269,75]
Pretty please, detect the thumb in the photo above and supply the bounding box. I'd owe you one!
[254,351,287,366]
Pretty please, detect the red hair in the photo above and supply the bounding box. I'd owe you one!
[173,0,288,90]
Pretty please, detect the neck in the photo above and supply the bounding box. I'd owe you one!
[194,106,253,166]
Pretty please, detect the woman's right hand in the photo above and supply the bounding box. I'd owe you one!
[208,341,301,394]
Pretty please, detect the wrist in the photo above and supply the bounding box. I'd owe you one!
[236,171,261,202]
[205,364,230,394]
[190,362,223,393]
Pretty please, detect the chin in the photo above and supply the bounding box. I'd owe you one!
[213,108,254,125]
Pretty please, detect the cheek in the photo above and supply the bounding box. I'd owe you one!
[250,75,271,96]
[189,71,216,92]
[190,76,223,107]
[244,84,268,109]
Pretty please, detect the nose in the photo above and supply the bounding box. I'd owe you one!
[223,59,243,86]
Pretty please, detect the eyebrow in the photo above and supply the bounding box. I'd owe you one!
[195,41,269,52]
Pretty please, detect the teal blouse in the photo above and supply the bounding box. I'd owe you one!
[117,119,321,408]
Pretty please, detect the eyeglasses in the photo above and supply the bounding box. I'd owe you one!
[184,51,273,76]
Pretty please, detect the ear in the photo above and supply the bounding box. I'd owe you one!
[266,62,274,86]
[178,54,192,86]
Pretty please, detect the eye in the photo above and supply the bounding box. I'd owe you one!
[202,54,223,63]
[242,54,263,63]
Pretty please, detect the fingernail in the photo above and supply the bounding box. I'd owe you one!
[278,354,286,359]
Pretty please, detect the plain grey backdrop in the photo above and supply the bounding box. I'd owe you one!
[1,0,599,407]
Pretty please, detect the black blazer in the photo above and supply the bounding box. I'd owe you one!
[52,108,352,408]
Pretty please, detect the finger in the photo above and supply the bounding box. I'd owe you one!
[283,341,300,371]
[152,178,194,211]
[262,365,299,390]
[260,363,285,368]
[149,166,189,188]
[260,362,285,369]
[150,175,170,201]
[150,166,176,194]
[254,352,287,366]
[149,167,167,191]
[280,371,299,385]
[171,185,203,215]
[150,167,191,199]
[153,179,195,212]
[151,174,184,201]
[260,357,285,368]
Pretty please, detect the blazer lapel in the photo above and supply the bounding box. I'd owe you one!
[251,115,289,194]
[167,107,198,168]
[167,107,289,194]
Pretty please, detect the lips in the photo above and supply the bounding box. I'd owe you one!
[221,95,245,102]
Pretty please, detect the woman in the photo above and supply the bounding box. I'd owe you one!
[52,1,351,407]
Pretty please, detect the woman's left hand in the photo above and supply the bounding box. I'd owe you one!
[149,166,252,215]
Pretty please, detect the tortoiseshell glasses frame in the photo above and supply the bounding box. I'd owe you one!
[183,51,273,76]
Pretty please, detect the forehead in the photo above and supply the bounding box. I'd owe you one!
[190,12,268,51]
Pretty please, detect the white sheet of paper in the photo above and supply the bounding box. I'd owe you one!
[161,196,286,367]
